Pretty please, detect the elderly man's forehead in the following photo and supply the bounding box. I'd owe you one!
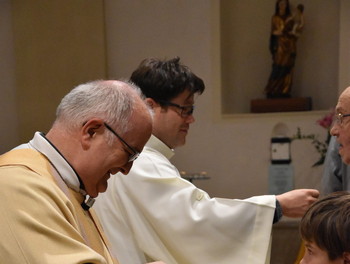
[339,87,350,102]
[342,87,350,96]
[337,88,350,111]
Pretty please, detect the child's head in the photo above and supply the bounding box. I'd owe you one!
[300,192,350,263]
[297,4,304,13]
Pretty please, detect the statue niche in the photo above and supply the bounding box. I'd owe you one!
[251,0,311,113]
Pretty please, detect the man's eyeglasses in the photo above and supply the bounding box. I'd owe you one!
[104,122,140,162]
[159,101,195,118]
[334,112,350,126]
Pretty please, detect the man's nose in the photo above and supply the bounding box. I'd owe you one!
[119,162,133,175]
[330,123,339,136]
[186,114,195,124]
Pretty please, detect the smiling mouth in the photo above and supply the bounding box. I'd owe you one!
[180,126,189,132]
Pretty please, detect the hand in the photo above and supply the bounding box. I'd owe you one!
[276,189,319,218]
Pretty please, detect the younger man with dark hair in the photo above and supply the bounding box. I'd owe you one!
[95,57,319,264]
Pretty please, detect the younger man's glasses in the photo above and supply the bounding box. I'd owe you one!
[159,101,195,118]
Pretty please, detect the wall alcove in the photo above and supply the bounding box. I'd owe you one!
[220,0,340,115]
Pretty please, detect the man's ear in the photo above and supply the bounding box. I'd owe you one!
[343,252,350,263]
[81,119,104,148]
[145,98,158,109]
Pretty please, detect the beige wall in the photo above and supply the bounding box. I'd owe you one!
[0,0,18,154]
[11,0,107,144]
[339,0,350,93]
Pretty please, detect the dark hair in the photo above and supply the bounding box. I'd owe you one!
[130,57,205,103]
[300,191,350,260]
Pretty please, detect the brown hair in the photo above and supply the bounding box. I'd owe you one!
[300,191,350,260]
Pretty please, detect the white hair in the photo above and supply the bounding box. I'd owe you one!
[54,80,146,136]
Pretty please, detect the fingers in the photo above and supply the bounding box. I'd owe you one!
[303,189,320,207]
[277,189,320,218]
[300,189,320,208]
[305,189,320,198]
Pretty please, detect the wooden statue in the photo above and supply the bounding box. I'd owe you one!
[265,0,305,98]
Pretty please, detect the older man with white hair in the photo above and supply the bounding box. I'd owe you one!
[330,87,350,165]
[0,80,165,264]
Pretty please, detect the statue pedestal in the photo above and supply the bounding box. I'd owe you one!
[250,97,312,113]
